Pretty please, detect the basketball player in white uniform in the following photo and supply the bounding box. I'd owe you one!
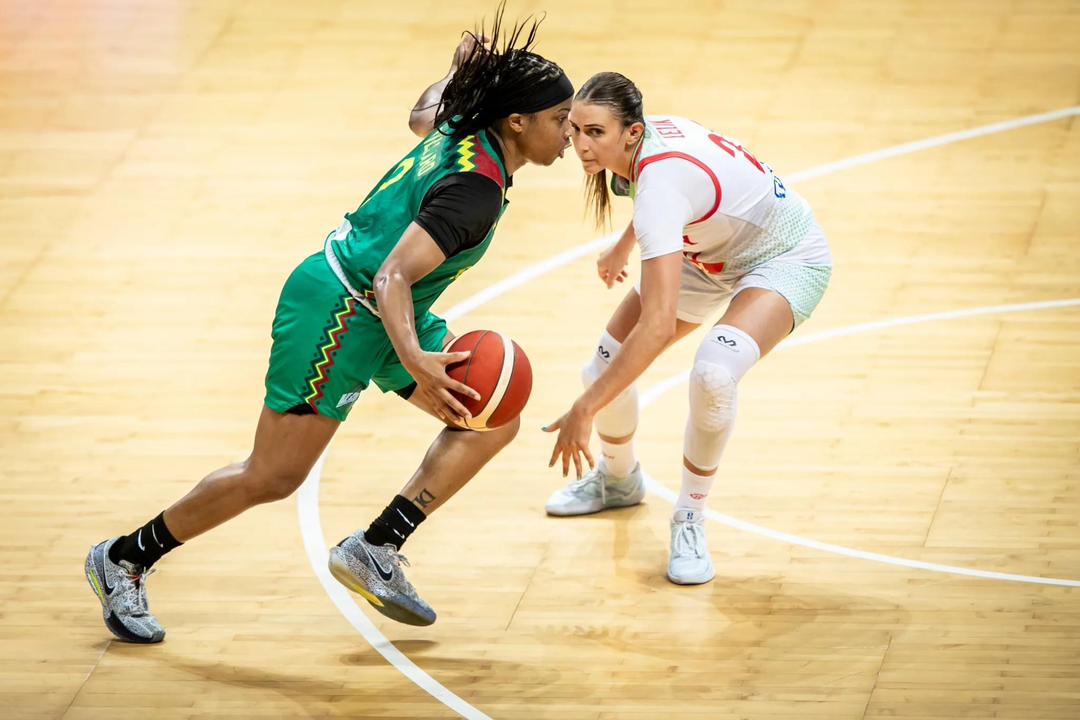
[544,72,831,584]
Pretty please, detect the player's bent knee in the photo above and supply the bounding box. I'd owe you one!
[248,466,308,503]
[446,414,520,444]
[581,355,603,389]
[688,360,737,432]
[491,414,521,444]
[581,330,622,389]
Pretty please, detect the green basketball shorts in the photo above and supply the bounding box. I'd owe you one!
[264,252,449,421]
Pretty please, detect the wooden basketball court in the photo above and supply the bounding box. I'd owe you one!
[2,1,1077,718]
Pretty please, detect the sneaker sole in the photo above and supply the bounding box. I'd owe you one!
[84,549,164,644]
[546,487,646,517]
[666,567,717,586]
[327,552,435,627]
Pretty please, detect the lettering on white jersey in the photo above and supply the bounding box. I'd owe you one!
[631,116,815,274]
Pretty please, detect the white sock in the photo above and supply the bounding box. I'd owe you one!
[601,438,637,478]
[585,330,639,478]
[674,465,714,522]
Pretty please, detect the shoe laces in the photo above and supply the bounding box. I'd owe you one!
[384,546,410,569]
[568,467,603,498]
[672,521,706,559]
[376,544,423,600]
[118,565,155,615]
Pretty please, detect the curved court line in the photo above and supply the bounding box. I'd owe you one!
[639,298,1080,589]
[639,298,1080,402]
[645,475,1080,588]
[297,456,493,720]
[297,105,1080,717]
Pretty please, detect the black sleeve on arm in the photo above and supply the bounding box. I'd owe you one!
[414,173,504,258]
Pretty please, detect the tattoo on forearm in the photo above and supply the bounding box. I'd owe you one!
[414,488,436,509]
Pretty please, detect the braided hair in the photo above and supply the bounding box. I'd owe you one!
[434,2,569,140]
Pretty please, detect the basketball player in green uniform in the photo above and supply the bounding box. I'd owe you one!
[84,13,573,639]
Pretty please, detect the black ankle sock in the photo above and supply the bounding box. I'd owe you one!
[109,512,182,569]
[363,495,427,550]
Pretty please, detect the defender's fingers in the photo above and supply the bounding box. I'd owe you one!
[582,446,596,470]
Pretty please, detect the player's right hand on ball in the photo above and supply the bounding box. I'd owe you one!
[596,244,630,288]
[411,350,481,424]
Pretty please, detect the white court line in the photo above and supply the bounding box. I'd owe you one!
[297,105,1080,717]
[640,298,1080,403]
[646,475,1080,587]
[640,298,1080,589]
[785,107,1079,184]
[297,456,493,720]
[442,232,620,320]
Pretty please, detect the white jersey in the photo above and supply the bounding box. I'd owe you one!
[626,116,829,275]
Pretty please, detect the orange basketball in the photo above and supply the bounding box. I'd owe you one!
[445,330,532,430]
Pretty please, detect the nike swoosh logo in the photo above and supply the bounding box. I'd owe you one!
[363,547,394,582]
[100,546,115,595]
[394,508,415,528]
[137,529,145,551]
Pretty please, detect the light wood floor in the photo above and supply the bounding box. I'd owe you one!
[1,1,1078,718]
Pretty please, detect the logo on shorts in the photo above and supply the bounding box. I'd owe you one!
[336,391,361,408]
[773,175,787,199]
[685,252,726,275]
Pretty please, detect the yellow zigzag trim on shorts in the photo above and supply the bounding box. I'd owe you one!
[304,298,357,405]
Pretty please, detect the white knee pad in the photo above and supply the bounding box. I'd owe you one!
[688,361,738,432]
[684,325,760,469]
[582,330,639,438]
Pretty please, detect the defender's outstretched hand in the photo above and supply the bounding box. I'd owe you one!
[543,403,596,479]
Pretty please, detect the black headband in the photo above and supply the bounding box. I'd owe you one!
[492,72,574,117]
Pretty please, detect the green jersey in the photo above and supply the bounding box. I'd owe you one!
[324,126,509,319]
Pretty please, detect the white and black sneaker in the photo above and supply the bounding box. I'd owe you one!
[328,531,436,626]
[84,537,165,643]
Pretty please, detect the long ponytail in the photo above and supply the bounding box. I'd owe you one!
[575,72,645,228]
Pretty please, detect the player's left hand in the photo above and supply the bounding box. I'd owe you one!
[449,33,489,73]
[596,243,631,288]
[543,402,596,479]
